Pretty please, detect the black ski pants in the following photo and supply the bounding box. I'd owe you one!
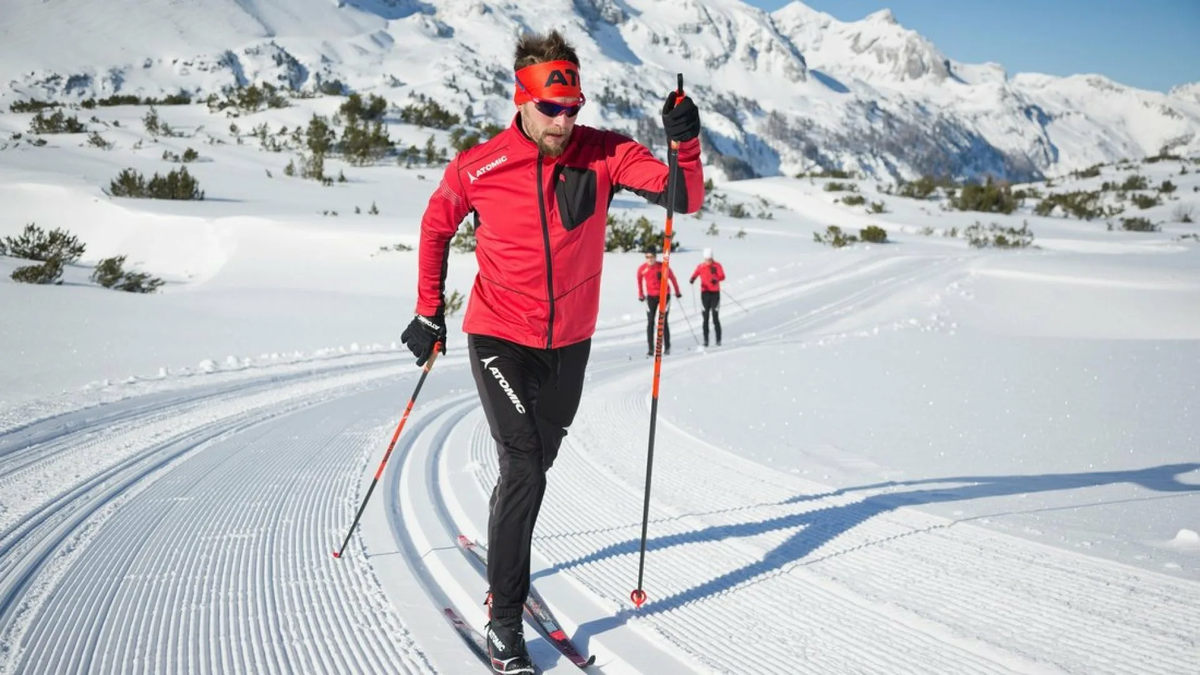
[645,295,671,352]
[468,334,591,619]
[701,290,721,344]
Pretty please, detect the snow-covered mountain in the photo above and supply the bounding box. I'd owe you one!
[3,0,1198,181]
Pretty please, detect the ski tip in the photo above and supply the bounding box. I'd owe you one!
[630,588,647,608]
[585,654,597,666]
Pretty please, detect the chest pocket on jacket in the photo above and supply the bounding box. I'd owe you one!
[555,166,597,232]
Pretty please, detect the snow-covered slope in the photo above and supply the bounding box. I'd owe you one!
[2,0,1199,181]
[770,3,1200,179]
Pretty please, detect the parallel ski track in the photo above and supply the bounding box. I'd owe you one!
[0,358,438,675]
[740,254,964,343]
[5,250,1197,675]
[462,367,1200,674]
[370,392,499,672]
[0,360,397,533]
[454,251,1200,675]
[376,360,644,673]
[0,251,958,674]
[588,251,950,349]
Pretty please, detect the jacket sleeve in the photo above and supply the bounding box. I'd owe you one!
[669,268,681,295]
[716,262,726,282]
[690,264,699,283]
[636,264,645,298]
[415,158,471,316]
[605,133,704,214]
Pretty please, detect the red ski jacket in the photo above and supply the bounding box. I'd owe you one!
[637,262,681,299]
[416,115,704,349]
[690,261,725,292]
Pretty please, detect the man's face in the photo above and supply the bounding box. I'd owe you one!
[520,98,579,157]
[645,253,656,264]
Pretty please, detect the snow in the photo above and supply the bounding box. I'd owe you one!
[2,3,1200,673]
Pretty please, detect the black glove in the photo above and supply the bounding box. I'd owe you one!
[662,92,700,143]
[400,314,446,366]
[676,293,683,299]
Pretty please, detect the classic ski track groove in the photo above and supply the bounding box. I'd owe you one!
[588,252,941,349]
[0,359,397,534]
[1,253,1197,674]
[740,254,965,344]
[375,393,504,673]
[459,254,1200,674]
[377,361,643,673]
[0,360,436,674]
[479,365,1200,674]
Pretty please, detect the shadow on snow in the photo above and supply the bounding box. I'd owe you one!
[537,463,1200,648]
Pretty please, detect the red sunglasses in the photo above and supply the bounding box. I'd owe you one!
[516,78,585,118]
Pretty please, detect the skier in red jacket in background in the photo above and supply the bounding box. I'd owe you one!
[637,248,682,356]
[399,29,704,674]
[689,247,725,347]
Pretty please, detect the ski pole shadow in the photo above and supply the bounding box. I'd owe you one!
[549,462,1200,646]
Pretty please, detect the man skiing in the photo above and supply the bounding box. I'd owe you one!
[637,248,682,356]
[689,247,725,347]
[400,29,704,674]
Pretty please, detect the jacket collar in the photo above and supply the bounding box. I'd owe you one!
[511,112,538,151]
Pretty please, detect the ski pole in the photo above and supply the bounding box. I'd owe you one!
[723,288,750,314]
[675,300,700,347]
[333,342,442,559]
[631,74,684,609]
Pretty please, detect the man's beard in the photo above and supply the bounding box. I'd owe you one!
[522,108,572,157]
[536,127,571,157]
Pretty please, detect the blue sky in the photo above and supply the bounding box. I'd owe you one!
[746,0,1200,93]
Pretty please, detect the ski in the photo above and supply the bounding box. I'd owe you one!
[442,606,492,667]
[522,591,597,669]
[457,535,597,669]
[443,606,543,674]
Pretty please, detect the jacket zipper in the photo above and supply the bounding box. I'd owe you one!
[536,155,556,349]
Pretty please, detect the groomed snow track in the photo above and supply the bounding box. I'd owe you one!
[2,254,1198,674]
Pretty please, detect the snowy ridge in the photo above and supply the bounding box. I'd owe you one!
[3,0,1199,180]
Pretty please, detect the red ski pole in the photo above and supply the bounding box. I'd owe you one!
[631,74,685,609]
[333,342,442,559]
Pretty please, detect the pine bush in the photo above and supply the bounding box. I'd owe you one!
[1,223,85,262]
[11,257,64,284]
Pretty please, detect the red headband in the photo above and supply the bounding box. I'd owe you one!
[514,60,582,104]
